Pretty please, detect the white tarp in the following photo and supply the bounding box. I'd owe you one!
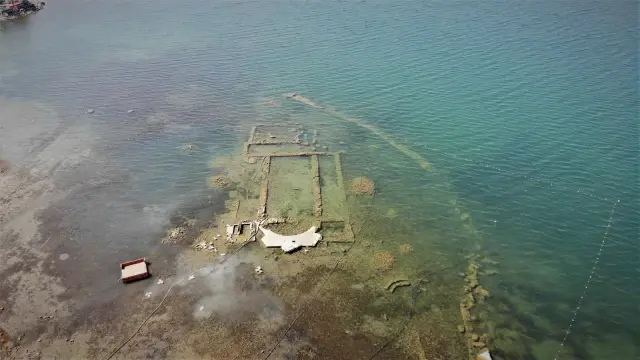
[258,225,322,253]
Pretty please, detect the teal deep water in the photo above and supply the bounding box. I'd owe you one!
[0,0,637,359]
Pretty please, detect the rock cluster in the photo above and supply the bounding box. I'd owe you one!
[349,176,375,196]
[398,243,413,254]
[179,144,198,153]
[372,251,395,271]
[459,259,492,358]
[163,227,186,244]
[209,175,232,189]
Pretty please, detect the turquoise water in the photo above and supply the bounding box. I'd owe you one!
[1,0,637,359]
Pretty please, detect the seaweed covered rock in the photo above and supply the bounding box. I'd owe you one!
[162,227,186,244]
[179,143,199,153]
[349,176,375,196]
[209,175,232,189]
[372,251,395,271]
[399,243,413,254]
[475,286,490,298]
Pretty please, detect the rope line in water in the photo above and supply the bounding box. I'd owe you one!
[418,145,614,203]
[553,199,619,360]
[104,238,254,360]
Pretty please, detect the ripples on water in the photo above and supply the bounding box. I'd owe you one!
[0,0,637,359]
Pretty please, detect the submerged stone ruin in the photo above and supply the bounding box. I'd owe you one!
[188,104,495,359]
[208,123,356,254]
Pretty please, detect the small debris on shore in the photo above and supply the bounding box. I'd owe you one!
[169,228,184,239]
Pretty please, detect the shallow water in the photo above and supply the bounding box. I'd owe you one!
[1,0,637,359]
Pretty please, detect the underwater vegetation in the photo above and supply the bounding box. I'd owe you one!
[349,176,375,196]
[209,175,232,189]
[372,251,396,272]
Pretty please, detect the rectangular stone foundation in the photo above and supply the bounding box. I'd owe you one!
[333,152,355,241]
[334,152,345,190]
[257,156,271,219]
[312,155,322,217]
[244,125,352,238]
[248,125,257,144]
[260,151,329,157]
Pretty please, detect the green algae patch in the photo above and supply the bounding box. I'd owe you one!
[266,157,315,219]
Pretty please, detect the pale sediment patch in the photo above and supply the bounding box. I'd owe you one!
[0,97,104,356]
[4,261,71,333]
